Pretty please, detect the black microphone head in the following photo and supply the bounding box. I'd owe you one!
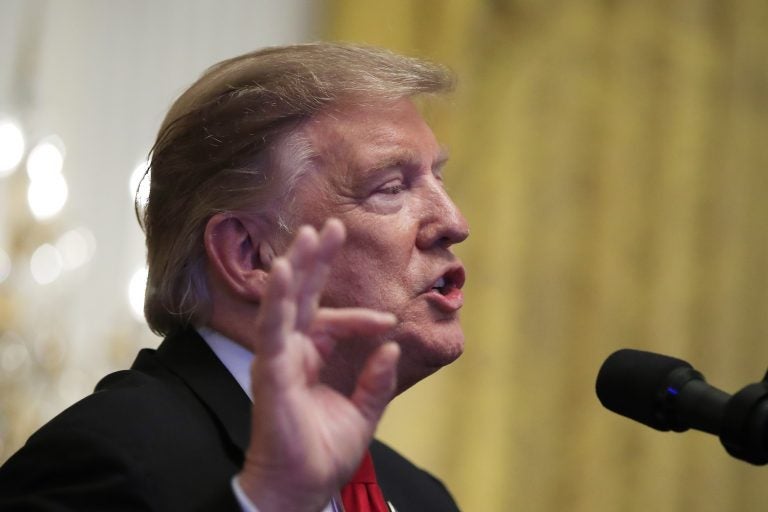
[596,349,696,431]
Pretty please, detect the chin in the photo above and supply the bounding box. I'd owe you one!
[394,330,464,394]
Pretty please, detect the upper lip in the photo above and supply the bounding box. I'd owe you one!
[425,263,466,293]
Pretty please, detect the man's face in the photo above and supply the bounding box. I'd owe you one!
[284,98,469,393]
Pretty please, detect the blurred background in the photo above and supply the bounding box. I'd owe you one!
[2,0,768,510]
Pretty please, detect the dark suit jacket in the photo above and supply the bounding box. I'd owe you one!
[0,329,460,511]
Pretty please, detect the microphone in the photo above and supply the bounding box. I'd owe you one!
[596,349,768,465]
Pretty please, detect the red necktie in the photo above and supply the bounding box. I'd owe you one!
[340,450,390,512]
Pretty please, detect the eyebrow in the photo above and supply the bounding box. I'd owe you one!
[434,146,450,172]
[365,145,450,174]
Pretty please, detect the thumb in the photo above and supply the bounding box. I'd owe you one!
[350,342,400,424]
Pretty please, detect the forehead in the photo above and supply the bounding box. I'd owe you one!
[302,98,443,173]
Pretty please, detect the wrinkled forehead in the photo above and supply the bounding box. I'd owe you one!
[300,98,446,177]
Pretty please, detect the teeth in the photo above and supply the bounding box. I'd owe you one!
[433,276,446,289]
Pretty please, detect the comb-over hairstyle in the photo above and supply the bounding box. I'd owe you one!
[141,42,455,336]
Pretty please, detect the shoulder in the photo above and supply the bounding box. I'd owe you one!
[371,439,461,512]
[31,352,213,448]
[0,354,241,510]
[25,354,239,470]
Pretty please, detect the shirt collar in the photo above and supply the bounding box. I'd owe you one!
[197,326,254,401]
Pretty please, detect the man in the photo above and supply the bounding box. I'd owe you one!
[0,42,468,511]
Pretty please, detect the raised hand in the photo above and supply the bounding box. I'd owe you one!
[238,218,400,512]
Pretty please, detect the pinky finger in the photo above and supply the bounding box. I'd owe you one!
[350,342,400,424]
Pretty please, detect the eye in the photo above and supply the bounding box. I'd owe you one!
[375,180,405,195]
[379,183,404,195]
[433,169,445,186]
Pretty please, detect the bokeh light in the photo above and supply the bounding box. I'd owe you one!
[26,139,64,182]
[55,227,97,270]
[0,119,25,176]
[128,266,148,322]
[27,170,69,220]
[26,137,68,220]
[1,340,29,374]
[30,243,64,285]
[0,248,11,284]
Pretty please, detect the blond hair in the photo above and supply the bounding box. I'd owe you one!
[141,42,455,335]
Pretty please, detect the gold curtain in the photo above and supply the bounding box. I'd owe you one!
[325,1,768,510]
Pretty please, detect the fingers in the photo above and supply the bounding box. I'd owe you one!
[310,308,396,359]
[350,342,401,423]
[287,219,346,331]
[313,308,397,337]
[254,219,346,357]
[254,258,295,357]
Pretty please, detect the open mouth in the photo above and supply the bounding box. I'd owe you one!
[429,267,465,296]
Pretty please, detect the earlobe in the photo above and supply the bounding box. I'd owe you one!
[204,213,271,302]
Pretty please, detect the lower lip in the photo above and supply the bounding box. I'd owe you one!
[425,287,464,312]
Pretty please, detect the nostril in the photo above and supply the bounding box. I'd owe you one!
[438,236,454,248]
[417,229,467,250]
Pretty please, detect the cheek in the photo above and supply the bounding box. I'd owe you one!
[322,246,391,309]
[317,208,419,308]
[322,234,408,309]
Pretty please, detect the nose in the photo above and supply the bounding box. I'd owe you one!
[415,180,470,250]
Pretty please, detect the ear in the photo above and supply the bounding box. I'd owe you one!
[203,213,274,302]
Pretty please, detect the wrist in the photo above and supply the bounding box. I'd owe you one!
[237,469,328,512]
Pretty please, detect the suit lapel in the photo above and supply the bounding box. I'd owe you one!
[154,329,251,452]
